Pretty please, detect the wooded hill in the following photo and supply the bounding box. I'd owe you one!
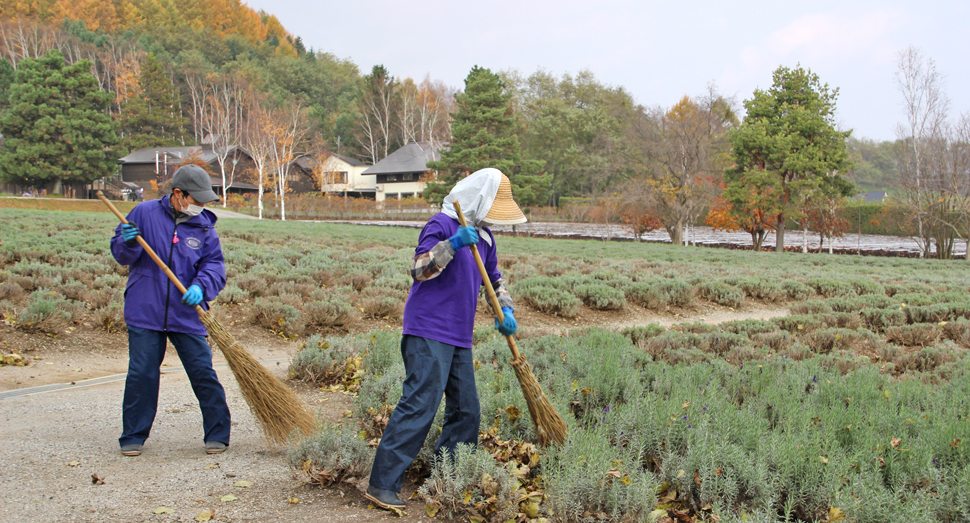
[5,3,963,259]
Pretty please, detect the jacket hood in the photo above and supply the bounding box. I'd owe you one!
[441,168,501,227]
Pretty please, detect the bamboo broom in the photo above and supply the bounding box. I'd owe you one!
[453,201,567,446]
[98,191,316,447]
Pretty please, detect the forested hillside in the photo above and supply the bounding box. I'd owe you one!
[3,3,968,259]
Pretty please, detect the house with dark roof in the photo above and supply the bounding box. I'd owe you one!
[118,145,259,195]
[361,142,443,201]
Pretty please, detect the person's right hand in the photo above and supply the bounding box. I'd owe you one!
[449,226,479,251]
[121,223,140,244]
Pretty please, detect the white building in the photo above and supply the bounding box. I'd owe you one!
[292,154,375,198]
[362,142,443,202]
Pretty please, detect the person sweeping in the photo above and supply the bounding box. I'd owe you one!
[365,168,527,511]
[110,165,231,457]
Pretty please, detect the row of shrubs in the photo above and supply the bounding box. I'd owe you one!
[288,327,970,522]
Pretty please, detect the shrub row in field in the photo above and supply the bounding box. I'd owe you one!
[291,328,970,522]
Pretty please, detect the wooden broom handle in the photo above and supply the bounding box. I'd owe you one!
[97,191,204,315]
[452,201,522,360]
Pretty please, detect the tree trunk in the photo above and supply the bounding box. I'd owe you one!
[668,221,684,246]
[257,168,264,220]
[802,225,808,253]
[775,216,785,253]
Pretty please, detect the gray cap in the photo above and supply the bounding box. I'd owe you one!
[172,165,220,203]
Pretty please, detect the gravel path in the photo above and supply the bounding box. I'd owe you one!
[0,364,430,523]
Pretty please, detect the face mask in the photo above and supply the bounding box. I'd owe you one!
[176,193,203,217]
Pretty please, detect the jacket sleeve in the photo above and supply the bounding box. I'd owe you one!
[191,230,227,302]
[110,206,144,266]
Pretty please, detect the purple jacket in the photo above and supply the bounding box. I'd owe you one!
[402,213,501,348]
[110,195,226,336]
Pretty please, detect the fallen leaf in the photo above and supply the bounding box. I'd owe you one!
[828,506,845,521]
[819,456,829,464]
[288,497,299,504]
[681,401,691,409]
[220,494,237,502]
[153,507,175,514]
[648,509,668,523]
[91,473,105,485]
[66,461,80,467]
[891,437,901,449]
[204,463,220,470]
[426,504,439,517]
[195,509,213,521]
[233,480,252,488]
[388,505,404,516]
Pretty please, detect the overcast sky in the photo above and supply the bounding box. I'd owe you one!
[243,0,968,141]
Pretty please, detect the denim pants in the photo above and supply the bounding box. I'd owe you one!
[119,326,231,447]
[369,335,481,492]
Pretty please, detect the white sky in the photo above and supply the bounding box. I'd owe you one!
[243,0,969,141]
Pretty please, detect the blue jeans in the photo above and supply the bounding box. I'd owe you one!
[119,326,231,447]
[369,335,481,492]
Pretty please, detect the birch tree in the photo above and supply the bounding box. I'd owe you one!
[894,46,949,257]
[357,64,396,165]
[200,76,246,206]
[266,99,308,221]
[242,89,274,219]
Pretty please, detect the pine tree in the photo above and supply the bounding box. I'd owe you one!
[0,50,119,187]
[424,65,548,205]
[118,53,187,151]
[726,65,852,252]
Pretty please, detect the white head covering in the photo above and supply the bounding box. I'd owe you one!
[441,168,502,227]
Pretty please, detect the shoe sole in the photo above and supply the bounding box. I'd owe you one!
[205,447,226,454]
[364,492,405,511]
[121,450,141,456]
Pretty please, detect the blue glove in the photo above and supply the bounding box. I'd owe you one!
[182,284,203,306]
[449,226,479,251]
[121,223,140,244]
[494,307,517,336]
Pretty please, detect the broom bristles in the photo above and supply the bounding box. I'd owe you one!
[199,310,317,446]
[511,356,567,447]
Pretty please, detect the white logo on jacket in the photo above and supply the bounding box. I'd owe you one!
[185,237,203,250]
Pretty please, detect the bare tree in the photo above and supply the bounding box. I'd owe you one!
[625,87,736,245]
[266,99,309,221]
[894,46,950,257]
[357,65,396,165]
[397,78,419,145]
[200,77,246,206]
[242,89,274,219]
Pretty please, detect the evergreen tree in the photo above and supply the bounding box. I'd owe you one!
[119,53,186,151]
[726,65,852,252]
[0,58,15,110]
[425,65,548,205]
[0,50,119,187]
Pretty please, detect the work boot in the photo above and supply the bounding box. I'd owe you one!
[365,484,406,511]
[205,441,227,454]
[120,443,143,456]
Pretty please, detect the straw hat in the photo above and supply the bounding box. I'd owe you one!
[484,174,527,225]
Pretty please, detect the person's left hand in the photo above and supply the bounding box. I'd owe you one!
[494,307,517,336]
[182,284,203,306]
